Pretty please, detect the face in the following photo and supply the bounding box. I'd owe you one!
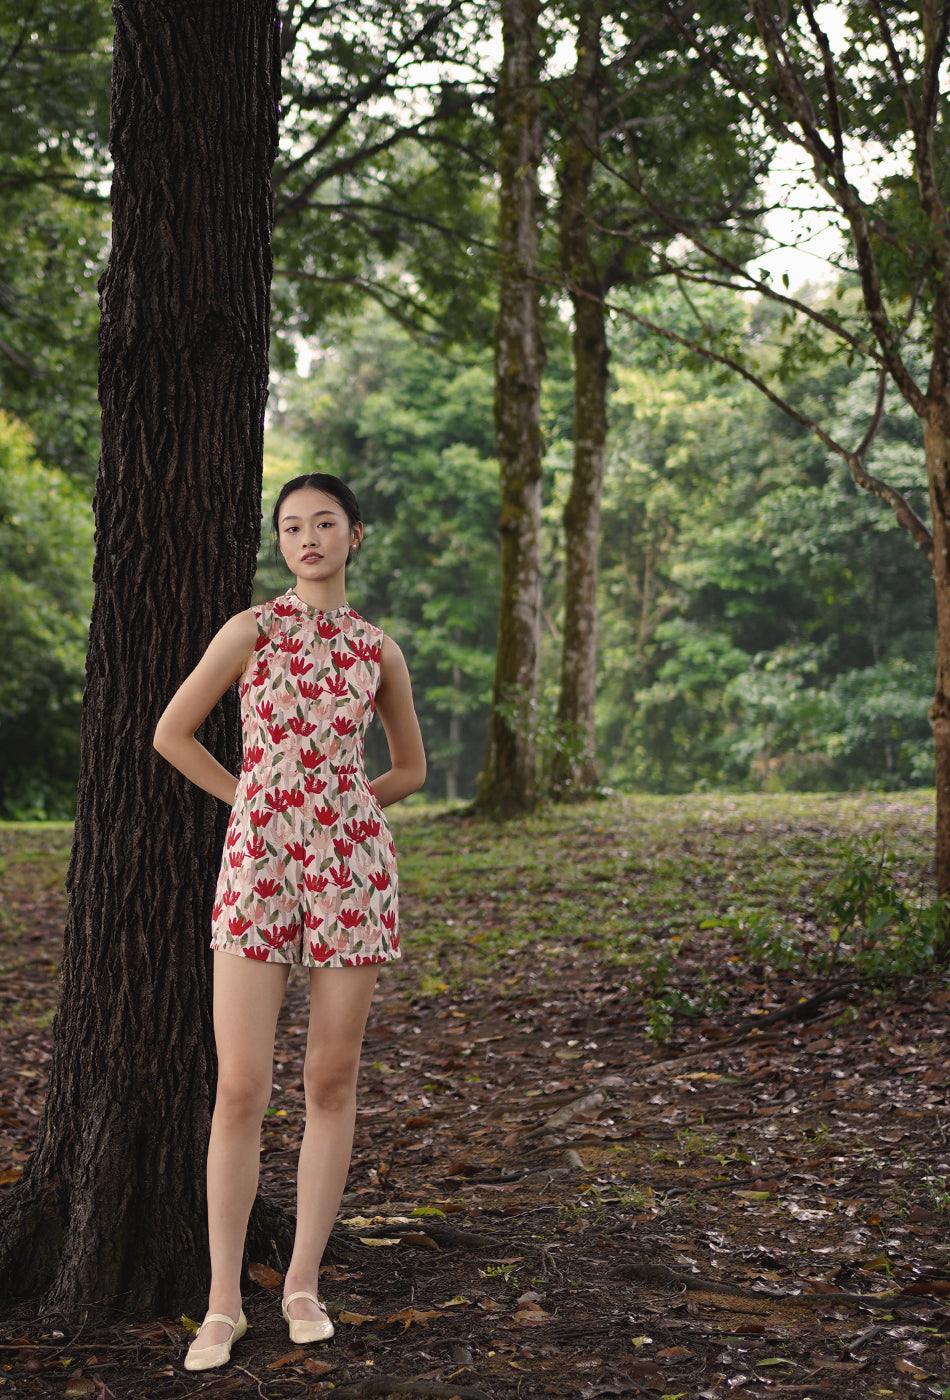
[277,488,362,581]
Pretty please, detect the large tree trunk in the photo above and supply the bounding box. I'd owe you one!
[475,0,545,816]
[0,0,280,1315]
[552,0,606,799]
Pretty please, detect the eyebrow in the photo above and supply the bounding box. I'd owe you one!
[280,510,337,522]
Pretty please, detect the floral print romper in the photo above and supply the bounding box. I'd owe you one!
[210,591,400,967]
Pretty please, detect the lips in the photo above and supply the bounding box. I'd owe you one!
[301,553,322,563]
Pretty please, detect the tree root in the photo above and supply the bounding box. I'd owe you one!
[610,1258,918,1309]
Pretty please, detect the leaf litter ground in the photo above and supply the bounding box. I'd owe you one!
[3,794,950,1399]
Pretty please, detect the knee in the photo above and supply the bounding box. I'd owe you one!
[213,1067,272,1125]
[303,1057,358,1114]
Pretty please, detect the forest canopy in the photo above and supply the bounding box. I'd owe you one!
[0,0,936,816]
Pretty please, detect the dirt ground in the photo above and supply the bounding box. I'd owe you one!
[3,841,950,1399]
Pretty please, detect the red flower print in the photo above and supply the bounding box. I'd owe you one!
[304,911,324,931]
[310,941,333,963]
[325,674,348,697]
[338,907,366,930]
[333,838,353,860]
[346,637,381,663]
[300,748,323,769]
[289,657,313,677]
[240,682,249,699]
[227,827,241,848]
[279,635,304,654]
[253,877,281,898]
[338,771,353,793]
[345,817,381,843]
[331,650,357,670]
[244,946,270,960]
[229,914,253,937]
[265,790,290,813]
[223,888,241,906]
[273,601,296,617]
[267,722,289,745]
[298,680,324,699]
[249,809,273,829]
[288,716,317,735]
[329,864,353,889]
[381,910,396,931]
[246,779,263,799]
[284,841,314,867]
[304,775,328,795]
[212,901,222,921]
[391,930,400,951]
[246,834,267,859]
[251,665,269,687]
[285,789,305,808]
[303,873,329,893]
[256,700,274,721]
[253,633,270,652]
[368,869,390,891]
[314,805,338,827]
[228,851,245,869]
[332,715,356,737]
[316,618,339,640]
[242,745,264,772]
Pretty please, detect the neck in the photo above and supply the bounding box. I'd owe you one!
[291,578,348,611]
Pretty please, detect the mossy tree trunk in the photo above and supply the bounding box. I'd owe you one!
[552,0,606,799]
[476,0,545,816]
[0,0,280,1316]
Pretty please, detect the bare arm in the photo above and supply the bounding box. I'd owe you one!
[371,635,426,807]
[153,610,258,804]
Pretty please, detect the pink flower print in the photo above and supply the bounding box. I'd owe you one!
[288,716,317,736]
[256,700,274,721]
[300,748,324,770]
[244,946,270,960]
[328,864,353,889]
[284,840,314,867]
[222,888,241,906]
[246,834,267,860]
[249,900,267,924]
[298,680,323,700]
[310,941,333,963]
[331,650,357,671]
[279,635,304,654]
[314,805,338,827]
[316,618,339,640]
[267,722,289,745]
[229,914,252,938]
[242,745,264,773]
[325,674,349,698]
[332,715,356,737]
[362,922,382,947]
[338,907,366,930]
[277,893,298,914]
[246,779,263,799]
[304,775,328,795]
[303,872,329,893]
[289,656,313,677]
[368,869,390,891]
[250,809,273,830]
[333,837,353,860]
[253,877,281,899]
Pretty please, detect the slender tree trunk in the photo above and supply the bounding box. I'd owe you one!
[0,0,280,1315]
[552,0,606,798]
[476,0,545,816]
[927,411,950,914]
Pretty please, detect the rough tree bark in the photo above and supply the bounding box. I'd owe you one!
[0,0,280,1314]
[476,0,545,816]
[552,0,607,798]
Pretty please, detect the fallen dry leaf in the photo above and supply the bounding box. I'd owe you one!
[247,1260,283,1289]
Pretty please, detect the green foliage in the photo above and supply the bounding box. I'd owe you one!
[0,413,93,817]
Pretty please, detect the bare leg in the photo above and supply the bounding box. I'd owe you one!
[193,952,289,1349]
[282,964,380,1323]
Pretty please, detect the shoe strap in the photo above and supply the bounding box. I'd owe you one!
[201,1312,239,1327]
[284,1291,321,1308]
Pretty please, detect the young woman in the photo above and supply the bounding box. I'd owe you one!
[154,474,426,1372]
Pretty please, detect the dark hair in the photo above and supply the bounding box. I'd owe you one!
[271,473,363,566]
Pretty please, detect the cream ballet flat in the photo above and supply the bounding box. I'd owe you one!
[281,1291,334,1343]
[183,1310,247,1371]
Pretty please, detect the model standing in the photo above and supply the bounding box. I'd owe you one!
[154,474,426,1371]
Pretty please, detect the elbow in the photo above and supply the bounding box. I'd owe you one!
[411,759,427,796]
[153,717,174,760]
